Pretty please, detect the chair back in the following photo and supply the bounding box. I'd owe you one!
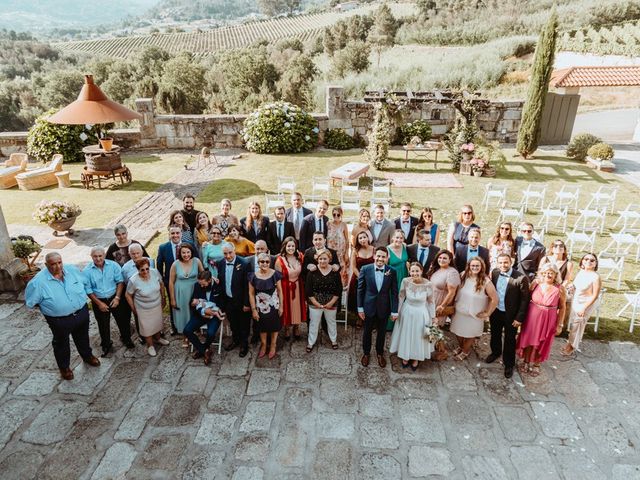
[50,154,64,171]
[8,153,28,167]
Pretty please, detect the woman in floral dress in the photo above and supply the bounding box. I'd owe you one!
[327,206,350,287]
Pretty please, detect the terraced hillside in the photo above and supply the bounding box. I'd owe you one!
[54,3,416,59]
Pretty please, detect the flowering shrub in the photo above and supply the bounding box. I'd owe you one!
[243,101,318,154]
[33,200,82,224]
[469,157,487,174]
[396,119,432,145]
[587,142,615,161]
[460,142,475,154]
[324,128,355,150]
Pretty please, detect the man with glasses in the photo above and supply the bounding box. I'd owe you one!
[285,192,312,241]
[299,200,329,252]
[267,206,294,254]
[514,222,545,281]
[394,202,419,244]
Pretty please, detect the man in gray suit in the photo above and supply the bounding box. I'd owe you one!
[368,204,395,248]
[285,192,312,241]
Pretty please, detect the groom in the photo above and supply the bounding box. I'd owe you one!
[357,247,398,368]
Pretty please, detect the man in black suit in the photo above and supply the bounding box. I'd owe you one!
[394,202,419,245]
[454,228,490,273]
[184,270,222,365]
[267,206,295,254]
[285,192,312,241]
[302,231,340,277]
[514,222,546,281]
[217,242,251,357]
[407,229,440,275]
[180,193,201,233]
[299,200,329,252]
[156,225,183,334]
[486,253,530,378]
[357,247,398,368]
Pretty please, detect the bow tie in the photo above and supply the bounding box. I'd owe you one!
[376,221,383,225]
[226,262,234,266]
[376,268,384,272]
[469,249,478,253]
[500,273,510,277]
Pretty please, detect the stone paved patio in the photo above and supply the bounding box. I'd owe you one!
[1,301,639,479]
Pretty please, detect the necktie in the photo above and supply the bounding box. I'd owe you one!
[174,244,179,261]
[419,248,426,265]
[294,210,301,234]
[278,223,283,240]
[316,218,321,233]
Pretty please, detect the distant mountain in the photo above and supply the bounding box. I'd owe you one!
[146,0,260,22]
[0,0,157,32]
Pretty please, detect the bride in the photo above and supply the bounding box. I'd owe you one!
[390,262,436,371]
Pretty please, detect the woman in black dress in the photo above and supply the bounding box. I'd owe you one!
[249,253,284,359]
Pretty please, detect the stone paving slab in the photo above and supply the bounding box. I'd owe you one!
[1,304,640,479]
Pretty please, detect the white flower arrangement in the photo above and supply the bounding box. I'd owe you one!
[33,200,82,224]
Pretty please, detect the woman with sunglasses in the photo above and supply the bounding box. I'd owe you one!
[125,258,170,356]
[561,254,601,356]
[201,226,225,280]
[327,206,349,287]
[447,204,480,254]
[249,253,284,359]
[412,207,439,246]
[487,222,515,270]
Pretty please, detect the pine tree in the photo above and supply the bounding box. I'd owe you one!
[516,8,558,159]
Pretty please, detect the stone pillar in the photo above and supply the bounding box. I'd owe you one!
[135,98,158,147]
[0,205,24,292]
[326,86,345,119]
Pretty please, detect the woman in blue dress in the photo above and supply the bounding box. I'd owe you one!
[169,243,203,347]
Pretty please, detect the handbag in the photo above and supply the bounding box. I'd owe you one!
[440,304,455,317]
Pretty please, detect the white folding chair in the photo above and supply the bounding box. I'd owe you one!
[338,288,349,331]
[519,184,547,212]
[341,190,361,220]
[312,177,330,196]
[497,205,523,225]
[586,185,618,214]
[598,256,624,290]
[277,176,296,195]
[585,288,605,333]
[341,178,360,193]
[533,227,545,245]
[613,203,640,231]
[551,185,580,213]
[265,193,285,211]
[482,183,507,211]
[189,320,226,355]
[540,206,568,234]
[617,291,640,333]
[601,232,637,258]
[372,179,391,198]
[574,208,607,235]
[565,228,596,257]
[304,194,322,211]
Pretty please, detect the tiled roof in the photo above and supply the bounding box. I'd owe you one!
[550,66,640,88]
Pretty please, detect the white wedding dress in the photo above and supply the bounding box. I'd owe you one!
[390,278,436,361]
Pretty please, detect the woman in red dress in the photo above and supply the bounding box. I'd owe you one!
[275,236,307,341]
[516,263,566,377]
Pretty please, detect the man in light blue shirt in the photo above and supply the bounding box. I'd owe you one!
[25,252,100,380]
[84,246,132,356]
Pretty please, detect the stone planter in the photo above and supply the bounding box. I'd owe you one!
[586,156,615,172]
[19,267,40,284]
[473,170,483,177]
[48,215,78,236]
[484,166,496,177]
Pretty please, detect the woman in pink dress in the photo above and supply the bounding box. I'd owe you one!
[275,237,306,341]
[426,250,461,327]
[326,206,350,287]
[517,263,566,376]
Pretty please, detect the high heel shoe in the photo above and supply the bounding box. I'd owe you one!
[258,349,266,358]
[410,361,419,371]
[268,351,277,359]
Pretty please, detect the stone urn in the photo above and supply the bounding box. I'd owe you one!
[49,215,79,236]
[473,170,483,177]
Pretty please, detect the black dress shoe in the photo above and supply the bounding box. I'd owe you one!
[239,347,249,358]
[124,340,135,349]
[485,353,500,364]
[192,351,204,359]
[101,343,112,357]
[504,366,514,378]
[250,336,259,345]
[224,342,238,352]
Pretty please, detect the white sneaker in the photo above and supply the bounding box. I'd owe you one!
[157,338,170,346]
[147,346,157,357]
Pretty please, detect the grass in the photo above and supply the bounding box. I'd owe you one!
[1,152,185,229]
[148,146,639,344]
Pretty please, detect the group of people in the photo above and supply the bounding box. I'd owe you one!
[25,193,602,381]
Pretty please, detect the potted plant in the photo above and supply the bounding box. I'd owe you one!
[460,142,475,161]
[469,157,486,177]
[33,200,82,236]
[586,142,615,172]
[11,237,42,283]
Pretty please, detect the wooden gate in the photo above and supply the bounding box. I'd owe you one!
[539,92,580,145]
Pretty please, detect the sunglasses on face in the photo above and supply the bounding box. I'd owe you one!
[500,227,510,231]
[258,260,270,264]
[333,213,341,218]
[402,210,411,213]
[583,258,596,263]
[521,229,532,233]
[139,267,150,272]
[211,232,221,235]
[462,211,472,215]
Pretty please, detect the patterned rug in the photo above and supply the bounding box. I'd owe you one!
[382,172,463,188]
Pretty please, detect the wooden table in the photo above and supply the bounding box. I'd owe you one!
[80,165,132,189]
[329,162,370,185]
[403,141,445,169]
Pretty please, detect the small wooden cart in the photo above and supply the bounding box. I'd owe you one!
[80,165,132,189]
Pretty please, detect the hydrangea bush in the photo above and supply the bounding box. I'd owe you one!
[243,102,319,154]
[33,200,82,224]
[396,119,432,145]
[324,128,355,150]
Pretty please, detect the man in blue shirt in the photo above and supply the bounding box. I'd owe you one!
[25,252,100,380]
[84,246,133,356]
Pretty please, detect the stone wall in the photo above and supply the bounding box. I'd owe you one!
[0,86,523,156]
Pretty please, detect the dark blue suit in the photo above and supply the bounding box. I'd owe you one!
[217,256,250,348]
[156,240,180,331]
[357,263,398,355]
[184,282,221,355]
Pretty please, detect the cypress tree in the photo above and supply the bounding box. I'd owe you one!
[516,9,558,159]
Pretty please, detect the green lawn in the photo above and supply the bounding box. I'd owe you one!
[157,146,638,343]
[0,153,185,228]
